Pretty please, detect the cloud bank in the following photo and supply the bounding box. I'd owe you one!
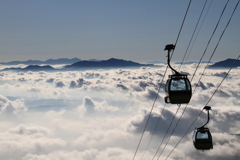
[0,65,239,160]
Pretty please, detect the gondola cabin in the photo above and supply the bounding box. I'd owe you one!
[165,74,192,104]
[193,127,213,150]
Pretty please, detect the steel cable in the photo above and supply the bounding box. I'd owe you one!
[165,54,240,160]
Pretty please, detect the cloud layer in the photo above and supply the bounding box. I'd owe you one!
[0,65,239,160]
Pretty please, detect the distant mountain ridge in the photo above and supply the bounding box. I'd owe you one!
[1,58,153,72]
[1,58,239,72]
[0,58,81,65]
[208,58,240,68]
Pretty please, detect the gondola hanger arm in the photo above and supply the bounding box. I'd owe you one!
[164,44,181,75]
[199,106,211,129]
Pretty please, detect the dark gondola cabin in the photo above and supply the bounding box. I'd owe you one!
[165,74,192,104]
[193,127,213,150]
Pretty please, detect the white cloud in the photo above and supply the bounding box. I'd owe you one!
[0,66,239,159]
[77,97,119,116]
[0,124,65,160]
[0,95,27,115]
[7,124,51,137]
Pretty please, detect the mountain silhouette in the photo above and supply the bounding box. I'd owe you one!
[2,65,55,72]
[208,59,240,68]
[22,65,55,71]
[0,58,81,65]
[65,58,153,69]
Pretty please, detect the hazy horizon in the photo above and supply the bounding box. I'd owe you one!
[0,56,235,64]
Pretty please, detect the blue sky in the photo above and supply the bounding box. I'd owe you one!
[1,0,239,63]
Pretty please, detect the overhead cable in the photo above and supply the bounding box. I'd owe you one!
[178,0,208,71]
[170,0,192,60]
[151,104,181,160]
[165,54,240,160]
[132,61,169,160]
[185,0,213,63]
[140,103,167,160]
[190,0,230,82]
[132,0,193,158]
[157,0,238,158]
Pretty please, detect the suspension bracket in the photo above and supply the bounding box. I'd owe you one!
[203,106,211,111]
[164,44,175,51]
[198,106,212,129]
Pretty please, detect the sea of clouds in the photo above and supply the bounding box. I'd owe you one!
[0,64,239,160]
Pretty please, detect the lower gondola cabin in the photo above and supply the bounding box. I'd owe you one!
[193,127,213,150]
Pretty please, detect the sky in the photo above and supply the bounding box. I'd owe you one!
[0,64,240,159]
[0,0,240,63]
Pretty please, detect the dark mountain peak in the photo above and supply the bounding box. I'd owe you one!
[209,58,240,68]
[104,58,134,63]
[103,58,131,62]
[23,65,55,71]
[107,58,120,61]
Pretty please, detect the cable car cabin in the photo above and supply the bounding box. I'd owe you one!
[165,74,192,104]
[193,127,213,150]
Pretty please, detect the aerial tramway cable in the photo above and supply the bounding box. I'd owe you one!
[170,0,192,60]
[140,103,167,160]
[165,54,240,160]
[155,0,239,159]
[153,1,228,158]
[178,0,208,71]
[132,1,192,159]
[132,61,169,160]
[141,1,212,159]
[190,0,230,82]
[164,1,240,158]
[151,104,181,160]
[185,0,213,63]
